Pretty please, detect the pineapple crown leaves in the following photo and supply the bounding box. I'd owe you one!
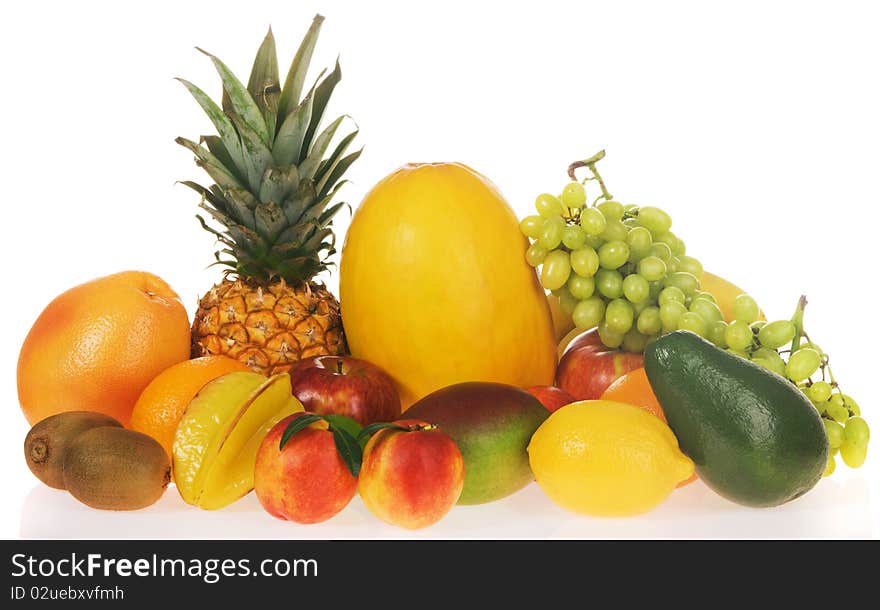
[176,15,361,284]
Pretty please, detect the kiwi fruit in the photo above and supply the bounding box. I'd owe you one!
[63,427,171,510]
[24,411,123,489]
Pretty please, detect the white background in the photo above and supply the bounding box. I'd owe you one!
[1,0,877,538]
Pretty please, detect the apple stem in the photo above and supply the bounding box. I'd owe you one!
[337,359,344,375]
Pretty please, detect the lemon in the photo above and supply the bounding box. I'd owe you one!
[528,400,694,517]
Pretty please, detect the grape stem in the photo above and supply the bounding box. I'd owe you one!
[568,150,613,201]
[788,295,807,356]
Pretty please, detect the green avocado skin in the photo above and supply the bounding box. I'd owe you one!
[405,382,548,505]
[644,331,828,508]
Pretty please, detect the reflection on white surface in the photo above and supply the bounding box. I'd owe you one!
[20,476,874,539]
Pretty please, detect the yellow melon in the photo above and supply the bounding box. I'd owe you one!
[340,163,557,409]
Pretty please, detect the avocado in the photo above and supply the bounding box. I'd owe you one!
[644,331,827,507]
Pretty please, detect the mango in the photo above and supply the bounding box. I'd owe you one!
[405,382,549,504]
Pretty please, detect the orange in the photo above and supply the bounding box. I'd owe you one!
[601,367,697,487]
[130,356,251,458]
[17,271,191,426]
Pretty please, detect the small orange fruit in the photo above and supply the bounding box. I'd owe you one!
[130,356,252,458]
[17,271,191,426]
[601,367,697,487]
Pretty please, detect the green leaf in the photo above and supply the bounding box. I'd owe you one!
[279,414,324,450]
[330,425,362,477]
[175,78,248,179]
[324,414,364,447]
[319,148,362,199]
[254,201,287,243]
[298,115,346,179]
[175,137,243,190]
[259,165,299,205]
[197,47,270,144]
[356,422,409,443]
[315,130,358,191]
[202,136,246,184]
[301,59,341,157]
[227,113,274,193]
[273,76,321,166]
[277,14,324,123]
[247,28,281,136]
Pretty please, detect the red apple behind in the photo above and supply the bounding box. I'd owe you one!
[555,328,644,400]
[254,412,358,524]
[358,419,464,529]
[288,355,401,426]
[526,386,576,413]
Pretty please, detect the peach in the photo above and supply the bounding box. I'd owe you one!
[358,419,464,529]
[254,413,358,524]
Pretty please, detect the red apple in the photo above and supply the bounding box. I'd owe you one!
[526,386,576,413]
[555,328,644,400]
[358,419,464,529]
[288,355,401,426]
[254,412,358,524]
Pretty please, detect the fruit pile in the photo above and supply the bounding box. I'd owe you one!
[15,15,870,528]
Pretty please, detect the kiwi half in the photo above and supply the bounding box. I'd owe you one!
[63,427,171,510]
[24,411,123,489]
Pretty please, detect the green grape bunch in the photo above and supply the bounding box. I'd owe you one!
[520,150,708,353]
[722,294,869,477]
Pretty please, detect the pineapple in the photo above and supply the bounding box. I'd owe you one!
[177,15,359,374]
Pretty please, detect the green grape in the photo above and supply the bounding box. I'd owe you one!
[585,234,604,249]
[757,320,796,349]
[540,250,571,291]
[626,227,653,262]
[598,320,624,348]
[573,296,606,330]
[750,320,766,333]
[733,294,760,324]
[658,286,686,307]
[637,256,667,282]
[519,215,543,238]
[562,225,587,250]
[598,240,630,270]
[667,257,680,273]
[561,182,587,208]
[826,399,850,424]
[785,348,821,382]
[623,218,640,230]
[660,301,687,332]
[844,417,870,448]
[672,236,686,256]
[525,243,548,267]
[727,348,749,359]
[808,381,833,403]
[829,446,839,457]
[605,299,635,334]
[708,320,728,347]
[693,290,717,303]
[811,399,828,415]
[654,232,679,251]
[619,262,636,276]
[538,216,565,250]
[621,329,649,353]
[678,312,708,337]
[596,269,624,299]
[579,207,607,236]
[678,256,703,278]
[535,193,564,217]
[637,306,662,335]
[823,455,836,477]
[838,394,860,416]
[558,289,578,316]
[632,299,650,316]
[648,280,663,301]
[623,204,639,214]
[839,440,868,468]
[568,274,596,300]
[570,247,600,277]
[690,298,723,324]
[751,348,787,377]
[597,200,625,222]
[637,206,672,234]
[622,274,650,304]
[649,242,673,262]
[664,272,700,296]
[724,320,753,351]
[799,341,825,357]
[824,419,846,449]
[600,220,628,242]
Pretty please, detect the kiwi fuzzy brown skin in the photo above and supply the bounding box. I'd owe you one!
[63,427,171,510]
[24,411,123,489]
